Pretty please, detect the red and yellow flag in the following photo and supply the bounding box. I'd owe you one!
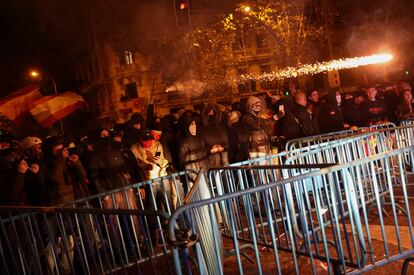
[0,85,42,121]
[29,92,84,128]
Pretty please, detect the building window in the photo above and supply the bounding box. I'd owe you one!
[121,82,138,102]
[125,51,133,65]
[261,64,271,73]
[256,33,266,48]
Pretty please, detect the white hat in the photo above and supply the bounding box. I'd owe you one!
[20,136,42,150]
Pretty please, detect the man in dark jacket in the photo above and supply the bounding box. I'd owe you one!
[273,94,301,141]
[319,91,348,133]
[360,85,388,126]
[343,92,364,127]
[294,92,315,137]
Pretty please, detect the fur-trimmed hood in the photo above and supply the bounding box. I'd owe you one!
[246,96,263,117]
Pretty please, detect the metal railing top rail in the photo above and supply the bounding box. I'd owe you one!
[0,205,169,217]
[0,205,172,225]
[286,122,397,151]
[59,169,196,208]
[229,132,379,167]
[284,132,385,165]
[227,132,382,169]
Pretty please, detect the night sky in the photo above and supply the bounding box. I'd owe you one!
[0,0,413,97]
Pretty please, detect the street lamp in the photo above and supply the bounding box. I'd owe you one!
[242,5,251,13]
[28,69,64,134]
[29,70,58,96]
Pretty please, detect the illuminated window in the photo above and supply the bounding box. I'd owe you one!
[125,51,133,65]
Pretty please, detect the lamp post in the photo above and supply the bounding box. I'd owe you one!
[29,70,64,134]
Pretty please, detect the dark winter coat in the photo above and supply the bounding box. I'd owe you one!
[273,96,301,140]
[342,99,363,127]
[240,96,274,156]
[319,98,345,133]
[201,104,229,167]
[178,116,209,174]
[88,138,134,193]
[360,98,388,126]
[293,103,315,137]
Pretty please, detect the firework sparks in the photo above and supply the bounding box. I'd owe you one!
[166,54,393,97]
[166,79,207,97]
[240,53,393,82]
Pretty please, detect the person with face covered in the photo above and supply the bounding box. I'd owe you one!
[240,96,284,159]
[200,103,229,168]
[88,128,135,194]
[179,116,209,185]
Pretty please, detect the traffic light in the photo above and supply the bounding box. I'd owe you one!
[328,70,341,88]
[174,0,191,27]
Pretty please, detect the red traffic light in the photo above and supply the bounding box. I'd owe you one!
[179,1,189,10]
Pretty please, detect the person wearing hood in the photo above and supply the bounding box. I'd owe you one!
[240,96,284,159]
[319,91,348,133]
[200,103,229,168]
[179,116,209,186]
[88,128,135,194]
[123,112,146,147]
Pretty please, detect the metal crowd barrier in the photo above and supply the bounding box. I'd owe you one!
[400,120,414,126]
[286,123,396,151]
[0,206,180,275]
[61,170,192,223]
[0,169,204,275]
[169,147,414,275]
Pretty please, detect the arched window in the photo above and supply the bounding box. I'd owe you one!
[124,51,133,65]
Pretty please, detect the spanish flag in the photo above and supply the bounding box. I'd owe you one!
[29,92,84,128]
[0,85,42,121]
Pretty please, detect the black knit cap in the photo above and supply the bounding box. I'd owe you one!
[139,129,154,141]
[42,135,64,157]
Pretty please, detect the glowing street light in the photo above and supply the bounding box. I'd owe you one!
[28,69,57,96]
[30,70,40,78]
[243,6,251,12]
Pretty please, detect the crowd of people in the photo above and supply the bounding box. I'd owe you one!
[0,80,413,208]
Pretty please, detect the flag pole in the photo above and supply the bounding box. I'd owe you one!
[50,77,64,135]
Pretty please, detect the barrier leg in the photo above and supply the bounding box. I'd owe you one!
[401,257,414,275]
